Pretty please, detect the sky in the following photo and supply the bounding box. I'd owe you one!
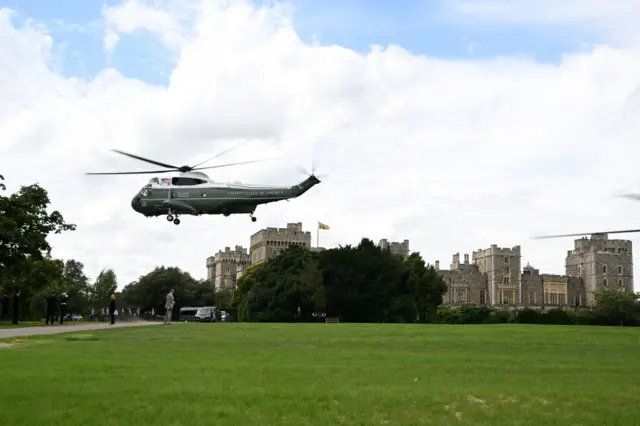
[1,0,640,289]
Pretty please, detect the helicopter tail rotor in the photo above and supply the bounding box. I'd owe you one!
[297,160,327,180]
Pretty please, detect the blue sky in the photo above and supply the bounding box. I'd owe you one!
[3,0,599,85]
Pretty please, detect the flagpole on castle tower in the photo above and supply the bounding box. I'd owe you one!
[317,221,320,248]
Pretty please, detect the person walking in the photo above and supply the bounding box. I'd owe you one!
[164,289,174,324]
[59,292,68,324]
[108,294,116,325]
[45,292,57,325]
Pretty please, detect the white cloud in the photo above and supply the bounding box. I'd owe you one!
[1,0,640,289]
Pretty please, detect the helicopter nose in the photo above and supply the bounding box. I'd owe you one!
[131,196,141,212]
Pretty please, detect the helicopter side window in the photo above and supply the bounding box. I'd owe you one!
[172,177,206,186]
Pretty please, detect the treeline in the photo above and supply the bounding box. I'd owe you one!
[3,174,639,326]
[0,175,123,322]
[120,266,220,320]
[232,241,640,326]
[231,240,447,322]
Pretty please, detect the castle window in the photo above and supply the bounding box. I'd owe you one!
[602,265,607,273]
[504,256,509,264]
[528,292,535,305]
[617,266,623,274]
[578,265,581,274]
[618,279,623,288]
[479,291,486,305]
[503,276,509,284]
[603,278,608,287]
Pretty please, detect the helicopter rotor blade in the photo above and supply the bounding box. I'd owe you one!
[110,149,180,170]
[190,139,250,169]
[85,170,175,175]
[533,229,640,239]
[618,193,640,201]
[192,158,277,171]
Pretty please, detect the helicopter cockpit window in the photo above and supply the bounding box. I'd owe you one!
[138,188,151,197]
[172,177,206,186]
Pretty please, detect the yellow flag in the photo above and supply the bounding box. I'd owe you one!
[318,222,330,230]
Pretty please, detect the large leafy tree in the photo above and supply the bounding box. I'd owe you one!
[405,253,447,323]
[63,260,91,314]
[91,268,118,309]
[232,238,447,323]
[0,175,76,323]
[594,289,640,326]
[121,266,200,320]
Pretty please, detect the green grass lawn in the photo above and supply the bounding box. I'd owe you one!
[1,323,639,425]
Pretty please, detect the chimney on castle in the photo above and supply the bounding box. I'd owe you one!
[435,260,440,270]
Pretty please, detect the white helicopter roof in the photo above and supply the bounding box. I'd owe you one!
[146,172,289,190]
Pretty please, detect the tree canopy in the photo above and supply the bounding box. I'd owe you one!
[0,175,76,323]
[232,239,448,323]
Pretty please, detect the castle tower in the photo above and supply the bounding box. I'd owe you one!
[206,245,251,291]
[565,234,633,305]
[250,222,311,264]
[472,244,522,306]
[379,239,410,258]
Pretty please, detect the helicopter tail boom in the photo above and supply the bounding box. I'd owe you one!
[291,175,321,197]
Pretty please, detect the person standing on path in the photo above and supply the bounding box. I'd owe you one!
[108,294,116,325]
[45,292,57,325]
[11,290,20,325]
[1,292,9,321]
[59,292,68,324]
[164,289,174,324]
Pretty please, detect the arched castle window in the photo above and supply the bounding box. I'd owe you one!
[617,266,623,274]
[602,265,607,273]
[618,279,623,288]
[577,265,581,275]
[603,278,608,287]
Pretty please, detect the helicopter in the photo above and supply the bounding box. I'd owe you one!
[533,194,640,239]
[86,146,321,225]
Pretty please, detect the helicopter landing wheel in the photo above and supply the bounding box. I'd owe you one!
[173,218,180,225]
[250,214,257,222]
[166,214,174,222]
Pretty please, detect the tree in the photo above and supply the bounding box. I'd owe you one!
[297,258,325,318]
[0,175,75,323]
[91,269,118,309]
[62,260,91,314]
[593,290,640,326]
[405,253,447,323]
[121,266,200,320]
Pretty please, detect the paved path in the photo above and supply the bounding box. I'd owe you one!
[0,321,163,339]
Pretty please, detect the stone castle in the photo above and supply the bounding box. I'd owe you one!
[437,233,633,309]
[205,223,633,307]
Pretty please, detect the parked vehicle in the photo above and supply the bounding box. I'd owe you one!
[179,306,200,322]
[194,306,216,322]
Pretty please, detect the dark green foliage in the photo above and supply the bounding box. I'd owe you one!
[437,291,640,327]
[0,175,76,322]
[232,240,448,323]
[120,266,210,319]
